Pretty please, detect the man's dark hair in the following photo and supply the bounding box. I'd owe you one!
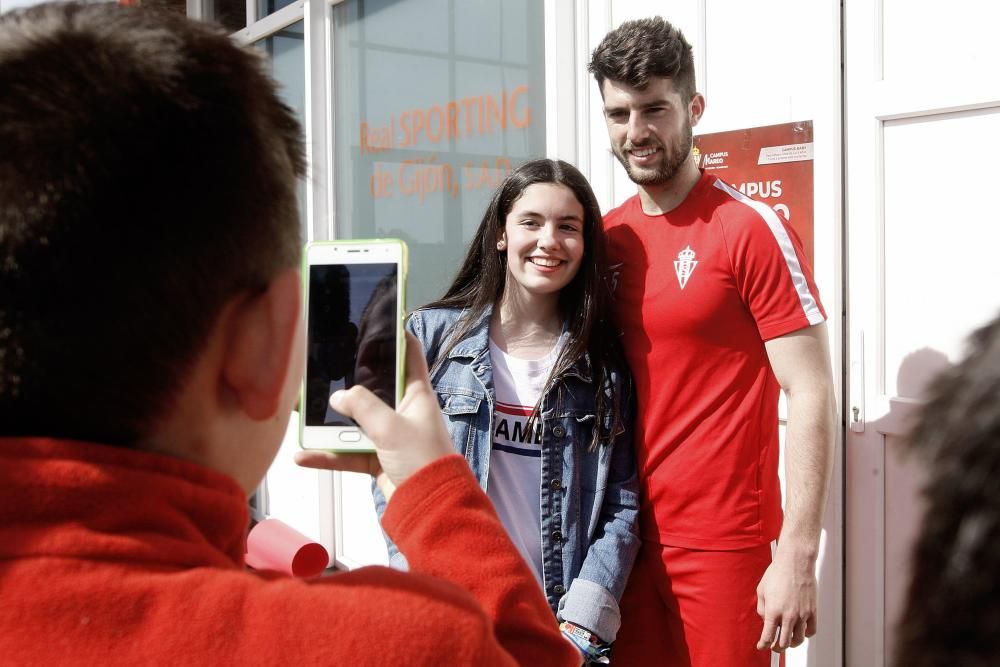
[588,16,696,100]
[0,2,305,446]
[894,313,1000,666]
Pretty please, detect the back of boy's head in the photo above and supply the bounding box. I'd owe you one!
[0,2,306,446]
[895,313,1000,665]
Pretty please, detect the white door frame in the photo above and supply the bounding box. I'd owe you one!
[844,2,1000,664]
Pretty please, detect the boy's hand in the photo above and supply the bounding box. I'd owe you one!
[294,333,451,501]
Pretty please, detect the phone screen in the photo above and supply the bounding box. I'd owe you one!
[305,262,398,427]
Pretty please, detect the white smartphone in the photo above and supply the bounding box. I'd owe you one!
[299,239,407,451]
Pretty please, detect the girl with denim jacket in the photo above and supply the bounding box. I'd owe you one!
[376,159,639,661]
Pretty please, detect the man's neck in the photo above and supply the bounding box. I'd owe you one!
[636,162,703,215]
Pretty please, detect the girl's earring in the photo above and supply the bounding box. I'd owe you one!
[496,240,506,251]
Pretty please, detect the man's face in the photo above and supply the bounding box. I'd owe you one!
[600,77,702,187]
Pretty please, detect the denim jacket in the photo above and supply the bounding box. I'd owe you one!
[375,305,640,643]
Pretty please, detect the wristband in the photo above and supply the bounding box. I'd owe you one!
[559,621,611,664]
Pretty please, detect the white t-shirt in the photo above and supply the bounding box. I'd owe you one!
[487,336,564,586]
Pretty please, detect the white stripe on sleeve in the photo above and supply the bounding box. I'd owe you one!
[713,179,825,325]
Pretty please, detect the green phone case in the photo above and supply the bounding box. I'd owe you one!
[298,238,408,452]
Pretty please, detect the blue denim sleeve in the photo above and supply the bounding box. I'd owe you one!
[369,312,426,572]
[372,478,409,570]
[558,372,640,643]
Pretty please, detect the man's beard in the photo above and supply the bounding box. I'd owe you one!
[614,119,694,186]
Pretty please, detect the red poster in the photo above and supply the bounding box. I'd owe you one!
[693,120,814,263]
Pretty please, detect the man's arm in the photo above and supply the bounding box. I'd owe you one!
[756,322,836,653]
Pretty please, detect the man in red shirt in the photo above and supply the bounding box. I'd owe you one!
[0,4,578,665]
[588,17,836,666]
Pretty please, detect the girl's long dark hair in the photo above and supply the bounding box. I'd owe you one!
[421,158,629,449]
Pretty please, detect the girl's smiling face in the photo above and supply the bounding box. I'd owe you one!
[498,182,585,303]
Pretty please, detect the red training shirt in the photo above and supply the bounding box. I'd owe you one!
[605,171,825,550]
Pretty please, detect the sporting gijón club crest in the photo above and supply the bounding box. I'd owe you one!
[674,245,698,289]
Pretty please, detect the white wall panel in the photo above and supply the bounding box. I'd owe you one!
[845,2,1000,663]
[883,108,1000,395]
[335,472,389,567]
[861,106,1000,651]
[608,0,701,39]
[882,0,1000,82]
[701,1,830,133]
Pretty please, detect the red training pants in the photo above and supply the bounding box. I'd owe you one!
[612,540,782,667]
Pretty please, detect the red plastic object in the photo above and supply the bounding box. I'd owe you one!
[246,518,330,578]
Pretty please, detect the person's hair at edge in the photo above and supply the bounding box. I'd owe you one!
[894,312,1000,666]
[588,16,696,101]
[422,158,629,449]
[0,2,305,446]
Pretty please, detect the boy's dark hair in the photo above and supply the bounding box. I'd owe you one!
[894,313,1000,666]
[588,16,696,100]
[0,2,305,446]
[424,158,630,450]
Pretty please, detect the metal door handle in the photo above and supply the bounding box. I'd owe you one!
[850,330,865,433]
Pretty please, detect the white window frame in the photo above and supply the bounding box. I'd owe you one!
[223,0,341,566]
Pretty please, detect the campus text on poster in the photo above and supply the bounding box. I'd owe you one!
[693,120,815,263]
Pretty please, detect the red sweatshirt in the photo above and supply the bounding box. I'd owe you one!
[0,438,578,666]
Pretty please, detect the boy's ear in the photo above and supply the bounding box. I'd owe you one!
[221,268,302,421]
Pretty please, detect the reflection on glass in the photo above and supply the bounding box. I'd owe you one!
[254,21,307,242]
[209,0,247,33]
[332,0,546,309]
[352,270,398,407]
[305,265,356,426]
[132,0,187,17]
[257,0,297,19]
[305,263,398,427]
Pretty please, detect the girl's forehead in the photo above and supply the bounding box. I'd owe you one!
[507,183,581,212]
